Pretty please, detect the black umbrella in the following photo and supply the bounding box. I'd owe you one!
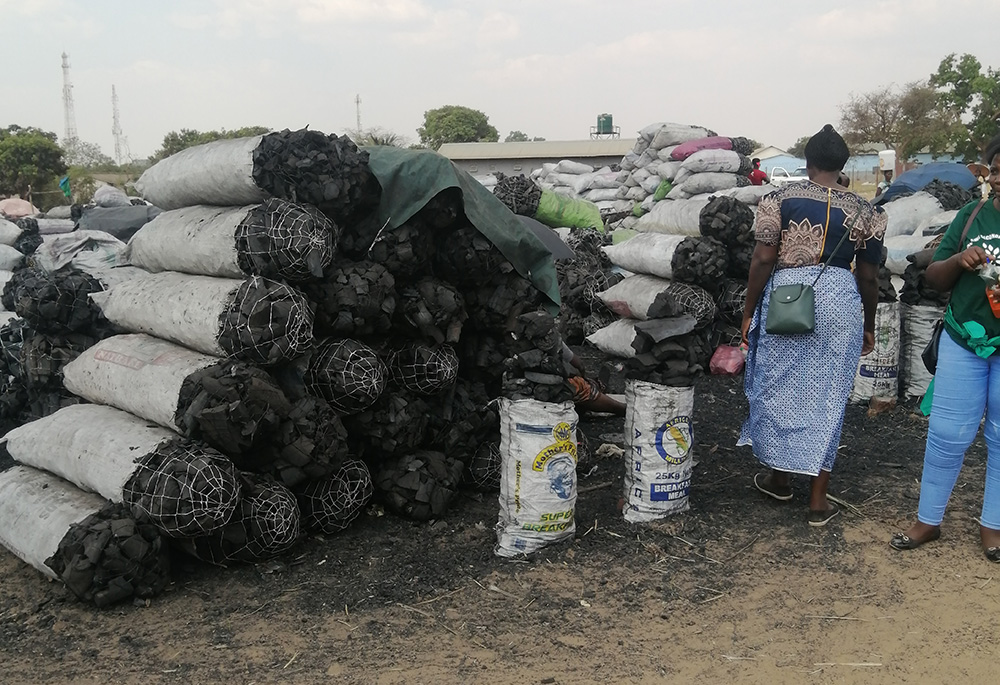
[517,216,575,261]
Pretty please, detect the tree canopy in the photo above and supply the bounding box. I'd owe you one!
[0,125,67,198]
[838,81,959,161]
[930,53,1000,161]
[505,130,546,142]
[417,106,499,150]
[62,139,116,169]
[347,127,408,148]
[151,126,271,162]
[786,136,811,157]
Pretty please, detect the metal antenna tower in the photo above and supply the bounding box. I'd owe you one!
[355,94,362,131]
[112,85,123,165]
[61,52,78,144]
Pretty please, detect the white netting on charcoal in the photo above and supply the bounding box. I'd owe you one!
[465,441,502,492]
[234,199,335,282]
[305,338,386,414]
[389,344,459,395]
[298,460,374,534]
[122,441,242,538]
[220,276,314,365]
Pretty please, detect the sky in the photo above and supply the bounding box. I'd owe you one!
[4,0,999,161]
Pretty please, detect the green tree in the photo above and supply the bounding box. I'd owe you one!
[930,53,1000,161]
[62,139,116,169]
[417,106,499,150]
[505,130,529,142]
[786,136,811,157]
[150,126,272,162]
[839,81,957,160]
[0,125,67,198]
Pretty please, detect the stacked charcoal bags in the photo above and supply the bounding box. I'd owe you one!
[530,161,633,216]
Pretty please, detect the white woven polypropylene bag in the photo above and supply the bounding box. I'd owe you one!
[602,233,685,279]
[495,399,578,557]
[126,205,247,278]
[850,302,901,403]
[623,381,694,522]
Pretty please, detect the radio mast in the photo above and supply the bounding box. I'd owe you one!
[112,85,123,165]
[61,52,78,144]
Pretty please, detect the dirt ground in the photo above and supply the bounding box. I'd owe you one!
[2,371,999,685]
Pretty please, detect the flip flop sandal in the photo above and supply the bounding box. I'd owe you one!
[808,502,840,527]
[985,547,1000,563]
[754,473,792,501]
[889,529,941,551]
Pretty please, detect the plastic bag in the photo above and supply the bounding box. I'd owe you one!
[709,345,745,375]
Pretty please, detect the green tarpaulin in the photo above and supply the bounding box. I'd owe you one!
[364,146,560,312]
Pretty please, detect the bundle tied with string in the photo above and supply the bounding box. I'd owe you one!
[598,275,717,328]
[424,379,499,463]
[465,441,501,491]
[298,338,386,414]
[387,343,459,395]
[134,128,379,227]
[297,460,374,534]
[2,267,109,335]
[124,200,336,283]
[300,260,396,337]
[91,271,314,365]
[174,472,300,565]
[13,217,42,256]
[715,279,748,326]
[3,404,242,538]
[62,334,291,461]
[493,174,542,216]
[0,464,170,608]
[375,450,465,521]
[396,277,467,345]
[699,195,755,279]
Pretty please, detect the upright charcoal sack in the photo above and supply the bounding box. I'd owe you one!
[850,302,901,403]
[495,399,578,557]
[901,304,945,398]
[623,381,694,523]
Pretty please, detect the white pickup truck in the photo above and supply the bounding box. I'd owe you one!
[768,166,808,187]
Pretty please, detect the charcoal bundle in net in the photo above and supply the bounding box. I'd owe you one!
[624,329,712,386]
[465,441,501,492]
[493,174,542,216]
[135,129,379,226]
[715,279,748,326]
[388,343,459,395]
[699,195,755,278]
[262,396,349,488]
[297,460,373,534]
[302,338,387,414]
[13,217,42,256]
[729,137,755,156]
[3,267,106,334]
[343,391,431,464]
[21,329,98,389]
[375,450,465,521]
[4,404,242,538]
[252,128,379,226]
[671,237,730,290]
[125,200,336,283]
[92,272,314,365]
[899,262,949,306]
[63,334,291,460]
[301,260,396,337]
[174,472,300,565]
[0,464,170,608]
[465,272,541,333]
[424,379,499,463]
[709,320,743,350]
[396,278,467,344]
[921,179,976,211]
[432,222,509,286]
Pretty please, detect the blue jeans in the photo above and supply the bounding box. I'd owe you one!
[917,332,1000,529]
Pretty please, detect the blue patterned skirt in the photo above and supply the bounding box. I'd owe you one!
[738,265,863,475]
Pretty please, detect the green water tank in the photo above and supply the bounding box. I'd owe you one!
[596,113,614,135]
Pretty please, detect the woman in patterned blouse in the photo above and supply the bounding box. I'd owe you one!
[737,124,888,527]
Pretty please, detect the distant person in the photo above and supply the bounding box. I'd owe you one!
[875,169,893,197]
[748,158,769,186]
[837,172,850,189]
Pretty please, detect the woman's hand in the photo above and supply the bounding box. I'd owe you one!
[861,330,875,355]
[741,316,752,346]
[959,246,990,271]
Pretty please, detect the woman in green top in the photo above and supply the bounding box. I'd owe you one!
[891,135,1000,560]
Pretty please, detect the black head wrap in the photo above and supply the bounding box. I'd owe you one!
[983,133,1000,165]
[804,124,849,172]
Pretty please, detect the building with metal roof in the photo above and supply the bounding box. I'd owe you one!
[438,139,634,177]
